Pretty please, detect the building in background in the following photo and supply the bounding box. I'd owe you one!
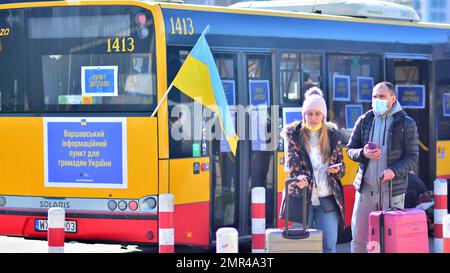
[383,0,450,23]
[411,0,450,23]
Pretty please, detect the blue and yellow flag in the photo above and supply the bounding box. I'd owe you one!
[172,25,239,156]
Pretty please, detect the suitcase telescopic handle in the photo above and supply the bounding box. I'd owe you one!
[284,180,289,234]
[302,187,307,233]
[378,174,393,254]
[283,179,309,240]
[378,175,393,211]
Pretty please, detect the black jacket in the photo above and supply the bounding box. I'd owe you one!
[346,110,419,197]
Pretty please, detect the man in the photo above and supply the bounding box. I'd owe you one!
[346,81,419,253]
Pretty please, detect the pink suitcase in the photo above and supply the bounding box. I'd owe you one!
[368,179,429,253]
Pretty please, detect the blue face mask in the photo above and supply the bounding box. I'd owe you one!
[372,99,389,115]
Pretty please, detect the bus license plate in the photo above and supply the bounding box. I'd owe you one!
[35,219,77,233]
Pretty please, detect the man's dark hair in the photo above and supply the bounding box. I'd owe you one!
[373,81,396,96]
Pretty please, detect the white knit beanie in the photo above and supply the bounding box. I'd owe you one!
[302,92,327,120]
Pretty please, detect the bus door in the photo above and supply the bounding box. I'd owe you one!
[275,52,323,228]
[327,54,383,240]
[210,53,240,235]
[245,53,275,234]
[385,56,436,187]
[210,52,276,238]
[435,59,450,181]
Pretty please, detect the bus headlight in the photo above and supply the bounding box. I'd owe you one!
[144,197,157,210]
[0,196,5,207]
[138,196,157,212]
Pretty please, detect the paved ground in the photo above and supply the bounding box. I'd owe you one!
[0,236,137,253]
[0,236,211,253]
[336,242,351,253]
[0,235,435,253]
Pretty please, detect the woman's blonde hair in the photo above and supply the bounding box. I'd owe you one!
[300,118,330,163]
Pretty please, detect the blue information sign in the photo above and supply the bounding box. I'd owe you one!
[44,117,127,188]
[346,105,363,130]
[396,85,426,109]
[249,80,270,106]
[82,66,118,97]
[222,80,236,106]
[357,77,374,102]
[249,80,271,151]
[333,75,351,101]
[283,108,303,125]
[282,107,302,171]
[444,93,450,117]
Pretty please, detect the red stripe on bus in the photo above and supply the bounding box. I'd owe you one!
[276,193,295,228]
[277,193,283,228]
[174,202,209,246]
[0,214,158,244]
[343,185,356,227]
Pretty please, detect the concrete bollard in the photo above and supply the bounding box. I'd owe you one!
[251,187,266,253]
[48,207,65,253]
[434,179,448,253]
[159,194,174,253]
[216,228,238,253]
[443,214,450,253]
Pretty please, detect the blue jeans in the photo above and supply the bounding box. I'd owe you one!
[293,205,339,253]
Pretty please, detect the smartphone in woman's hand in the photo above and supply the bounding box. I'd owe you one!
[328,163,343,169]
[367,142,378,150]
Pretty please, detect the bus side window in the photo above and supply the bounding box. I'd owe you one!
[278,52,321,151]
[327,54,382,143]
[168,48,208,159]
[279,52,321,106]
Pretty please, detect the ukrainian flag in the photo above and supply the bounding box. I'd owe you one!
[172,25,238,156]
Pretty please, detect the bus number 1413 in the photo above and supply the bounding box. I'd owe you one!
[170,17,194,35]
[107,37,135,53]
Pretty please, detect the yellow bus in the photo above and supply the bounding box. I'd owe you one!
[0,0,449,247]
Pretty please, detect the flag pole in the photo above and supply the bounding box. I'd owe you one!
[151,82,174,118]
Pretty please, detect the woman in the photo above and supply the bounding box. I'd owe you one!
[280,87,345,253]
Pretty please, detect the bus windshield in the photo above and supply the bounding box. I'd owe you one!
[0,5,157,113]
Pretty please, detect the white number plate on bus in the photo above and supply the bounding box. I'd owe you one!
[35,219,77,233]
